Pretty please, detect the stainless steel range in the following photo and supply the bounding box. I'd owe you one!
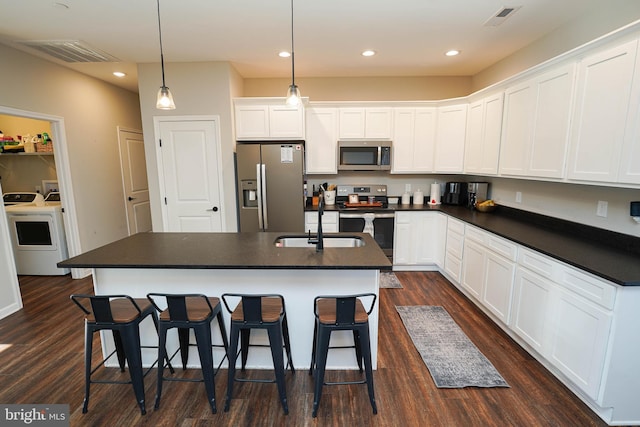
[336,184,394,260]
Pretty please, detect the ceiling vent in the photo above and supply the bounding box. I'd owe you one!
[484,6,522,27]
[18,40,119,63]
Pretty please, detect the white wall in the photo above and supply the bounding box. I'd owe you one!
[0,44,143,254]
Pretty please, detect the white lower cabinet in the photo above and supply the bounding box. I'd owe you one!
[460,225,516,324]
[512,248,614,401]
[304,211,338,233]
[394,211,445,268]
[550,287,612,400]
[443,217,464,283]
[512,267,554,355]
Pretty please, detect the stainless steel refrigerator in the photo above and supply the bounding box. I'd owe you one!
[236,141,305,232]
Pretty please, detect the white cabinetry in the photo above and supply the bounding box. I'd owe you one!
[460,225,517,324]
[338,108,392,139]
[567,39,639,183]
[304,211,338,233]
[434,104,467,173]
[305,107,338,174]
[464,93,503,175]
[499,63,576,179]
[511,248,614,400]
[392,108,437,173]
[234,100,305,140]
[393,211,446,269]
[443,217,464,284]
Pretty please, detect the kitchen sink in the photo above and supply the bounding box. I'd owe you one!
[274,235,365,248]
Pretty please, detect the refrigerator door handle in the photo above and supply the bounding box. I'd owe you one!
[256,163,264,230]
[261,163,269,230]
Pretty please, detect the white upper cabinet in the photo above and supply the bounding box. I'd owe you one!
[234,99,305,140]
[618,40,640,185]
[434,104,467,173]
[305,107,338,174]
[338,107,392,139]
[499,63,576,179]
[464,92,504,175]
[392,107,436,173]
[567,39,639,183]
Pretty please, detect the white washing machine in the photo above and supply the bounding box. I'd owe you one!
[3,192,70,275]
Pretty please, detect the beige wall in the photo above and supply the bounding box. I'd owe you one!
[137,61,240,232]
[472,0,640,92]
[0,44,143,253]
[243,76,472,101]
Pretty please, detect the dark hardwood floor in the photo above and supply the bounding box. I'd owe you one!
[0,272,607,426]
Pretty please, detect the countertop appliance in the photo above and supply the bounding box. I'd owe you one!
[468,182,489,208]
[442,182,468,206]
[236,141,305,232]
[336,184,394,260]
[3,191,70,275]
[338,140,391,171]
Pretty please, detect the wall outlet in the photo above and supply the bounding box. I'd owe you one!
[515,191,522,203]
[35,185,42,194]
[405,183,412,192]
[597,200,608,217]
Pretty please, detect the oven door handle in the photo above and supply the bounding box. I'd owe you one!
[339,212,395,219]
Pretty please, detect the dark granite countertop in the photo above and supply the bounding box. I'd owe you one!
[58,232,392,271]
[307,203,640,286]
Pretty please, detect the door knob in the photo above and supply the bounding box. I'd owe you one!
[207,206,219,212]
[128,196,136,201]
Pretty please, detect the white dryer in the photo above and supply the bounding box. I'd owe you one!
[3,192,70,275]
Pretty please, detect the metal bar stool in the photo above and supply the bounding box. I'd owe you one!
[146,293,229,414]
[221,293,295,415]
[70,294,170,415]
[309,293,378,417]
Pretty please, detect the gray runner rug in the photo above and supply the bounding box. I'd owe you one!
[395,305,509,388]
[380,272,402,288]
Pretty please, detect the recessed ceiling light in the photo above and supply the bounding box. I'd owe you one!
[113,71,126,78]
[279,51,291,58]
[445,50,460,57]
[362,50,376,57]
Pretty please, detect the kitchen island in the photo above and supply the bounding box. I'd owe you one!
[59,231,391,369]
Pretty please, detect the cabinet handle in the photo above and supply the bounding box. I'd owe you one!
[127,196,136,201]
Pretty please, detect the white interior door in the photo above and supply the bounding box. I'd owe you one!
[0,181,22,319]
[158,118,223,232]
[118,128,151,235]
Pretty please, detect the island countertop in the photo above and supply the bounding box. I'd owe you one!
[58,231,392,270]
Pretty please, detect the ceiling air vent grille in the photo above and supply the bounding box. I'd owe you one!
[18,40,119,63]
[484,6,522,27]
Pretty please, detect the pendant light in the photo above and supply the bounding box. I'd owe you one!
[285,0,301,106]
[155,0,175,110]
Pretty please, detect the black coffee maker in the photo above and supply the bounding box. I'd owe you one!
[442,182,468,205]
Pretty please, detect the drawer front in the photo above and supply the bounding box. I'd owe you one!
[395,211,411,224]
[447,217,465,235]
[486,234,517,262]
[446,230,464,259]
[465,225,486,244]
[559,266,616,310]
[322,212,339,224]
[518,248,556,279]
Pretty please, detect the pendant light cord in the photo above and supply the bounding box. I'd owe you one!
[290,0,295,86]
[157,0,166,87]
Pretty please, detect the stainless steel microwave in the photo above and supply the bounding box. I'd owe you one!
[338,140,392,171]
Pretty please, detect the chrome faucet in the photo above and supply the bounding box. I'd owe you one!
[308,186,325,251]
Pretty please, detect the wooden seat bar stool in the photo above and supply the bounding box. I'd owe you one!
[146,293,229,414]
[221,293,295,415]
[309,293,378,417]
[70,294,170,415]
